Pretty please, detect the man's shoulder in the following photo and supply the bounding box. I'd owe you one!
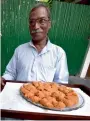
[51,43,65,54]
[16,42,30,50]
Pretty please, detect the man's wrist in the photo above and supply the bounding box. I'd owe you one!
[1,77,6,82]
[1,77,6,86]
[1,77,5,80]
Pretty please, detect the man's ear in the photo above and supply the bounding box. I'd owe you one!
[48,20,51,29]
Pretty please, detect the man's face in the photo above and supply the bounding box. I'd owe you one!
[29,7,51,42]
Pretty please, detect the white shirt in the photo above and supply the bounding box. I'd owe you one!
[2,40,69,83]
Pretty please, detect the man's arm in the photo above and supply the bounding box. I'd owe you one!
[53,51,69,84]
[2,49,18,80]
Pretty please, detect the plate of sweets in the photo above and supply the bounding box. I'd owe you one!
[20,81,85,111]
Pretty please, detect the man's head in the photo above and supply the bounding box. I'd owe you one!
[29,4,51,43]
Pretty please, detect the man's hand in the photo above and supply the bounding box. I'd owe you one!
[0,77,6,87]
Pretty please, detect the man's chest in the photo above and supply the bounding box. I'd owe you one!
[17,51,57,71]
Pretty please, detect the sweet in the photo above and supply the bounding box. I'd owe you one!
[20,81,79,109]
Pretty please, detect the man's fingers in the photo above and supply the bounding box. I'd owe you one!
[2,80,5,86]
[0,77,5,86]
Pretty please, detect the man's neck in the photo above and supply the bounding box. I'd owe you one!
[32,38,48,53]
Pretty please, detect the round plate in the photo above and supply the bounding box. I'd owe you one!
[20,89,85,111]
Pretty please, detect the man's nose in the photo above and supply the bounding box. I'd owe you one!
[33,22,40,29]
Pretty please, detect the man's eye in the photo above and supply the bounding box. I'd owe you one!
[39,19,46,23]
[30,20,34,24]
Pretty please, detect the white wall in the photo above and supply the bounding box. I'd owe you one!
[80,40,90,78]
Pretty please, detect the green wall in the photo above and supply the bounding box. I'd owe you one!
[1,0,90,75]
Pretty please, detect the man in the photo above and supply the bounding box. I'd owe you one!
[1,3,69,86]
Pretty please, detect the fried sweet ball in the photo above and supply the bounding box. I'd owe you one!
[38,81,44,87]
[56,101,66,109]
[39,98,48,106]
[44,83,51,89]
[42,90,51,97]
[46,96,54,103]
[23,83,34,91]
[51,91,60,98]
[56,92,65,101]
[45,102,54,108]
[37,85,44,91]
[58,85,66,92]
[29,87,37,94]
[25,92,34,98]
[29,96,40,103]
[44,86,52,92]
[66,91,77,96]
[50,82,59,89]
[24,83,37,92]
[63,98,75,107]
[51,97,58,107]
[32,81,39,88]
[65,95,78,104]
[42,101,54,108]
[40,97,54,108]
[20,86,29,95]
[35,90,45,98]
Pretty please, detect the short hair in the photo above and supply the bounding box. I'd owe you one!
[29,3,51,20]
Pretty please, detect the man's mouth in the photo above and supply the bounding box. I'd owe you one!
[31,29,42,34]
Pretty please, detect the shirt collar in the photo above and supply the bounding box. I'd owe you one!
[29,39,52,52]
